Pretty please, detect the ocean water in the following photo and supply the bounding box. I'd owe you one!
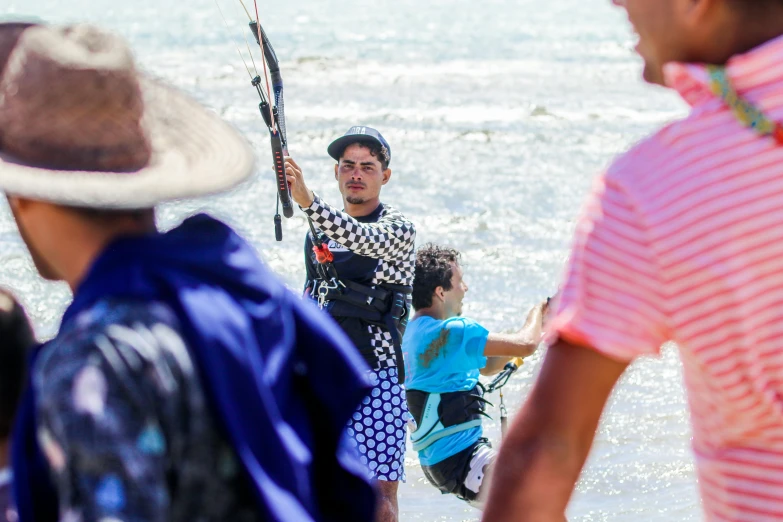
[1,0,700,520]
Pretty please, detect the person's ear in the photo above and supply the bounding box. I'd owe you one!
[334,163,339,181]
[435,286,446,303]
[381,168,391,185]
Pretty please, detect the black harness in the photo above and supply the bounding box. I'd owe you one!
[406,384,492,451]
[316,279,410,379]
[306,216,411,381]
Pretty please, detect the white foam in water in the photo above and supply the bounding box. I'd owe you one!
[3,0,700,520]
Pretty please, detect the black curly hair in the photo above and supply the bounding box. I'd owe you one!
[0,290,35,439]
[412,244,461,310]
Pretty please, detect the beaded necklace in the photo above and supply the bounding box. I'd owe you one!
[707,65,783,144]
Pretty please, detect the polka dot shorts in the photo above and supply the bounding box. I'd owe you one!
[344,367,410,482]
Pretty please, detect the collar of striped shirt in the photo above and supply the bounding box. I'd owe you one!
[663,33,783,108]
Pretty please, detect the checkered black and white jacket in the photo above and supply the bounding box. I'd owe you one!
[303,194,416,370]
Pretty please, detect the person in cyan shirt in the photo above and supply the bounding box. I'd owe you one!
[402,244,546,507]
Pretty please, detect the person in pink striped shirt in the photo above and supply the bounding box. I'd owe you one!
[482,0,783,521]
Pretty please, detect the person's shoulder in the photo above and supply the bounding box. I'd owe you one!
[73,298,180,334]
[404,315,432,334]
[378,203,415,229]
[605,131,670,185]
[442,316,484,332]
[604,107,713,193]
[38,298,185,377]
[405,315,448,338]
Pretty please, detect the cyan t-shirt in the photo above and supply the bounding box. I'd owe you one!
[402,315,489,466]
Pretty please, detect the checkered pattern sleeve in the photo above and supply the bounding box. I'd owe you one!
[303,194,416,262]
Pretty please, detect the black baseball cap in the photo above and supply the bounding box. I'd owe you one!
[327,126,391,167]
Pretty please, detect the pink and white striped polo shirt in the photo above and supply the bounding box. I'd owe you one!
[549,35,783,521]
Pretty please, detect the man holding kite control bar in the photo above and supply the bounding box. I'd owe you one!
[285,127,416,522]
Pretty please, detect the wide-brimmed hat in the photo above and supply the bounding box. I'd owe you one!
[0,23,255,209]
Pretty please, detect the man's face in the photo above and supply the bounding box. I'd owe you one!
[334,143,391,205]
[613,0,692,85]
[442,262,468,318]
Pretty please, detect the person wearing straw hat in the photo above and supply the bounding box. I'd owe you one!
[0,22,375,522]
[403,244,545,508]
[483,0,783,520]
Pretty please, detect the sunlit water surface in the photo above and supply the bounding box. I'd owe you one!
[2,1,699,520]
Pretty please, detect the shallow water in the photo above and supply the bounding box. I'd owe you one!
[2,1,700,519]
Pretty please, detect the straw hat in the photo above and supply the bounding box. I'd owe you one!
[0,23,255,209]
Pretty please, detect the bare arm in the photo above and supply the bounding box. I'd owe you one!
[481,340,628,522]
[479,303,545,376]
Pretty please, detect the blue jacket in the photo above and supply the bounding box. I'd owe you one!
[12,214,375,521]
